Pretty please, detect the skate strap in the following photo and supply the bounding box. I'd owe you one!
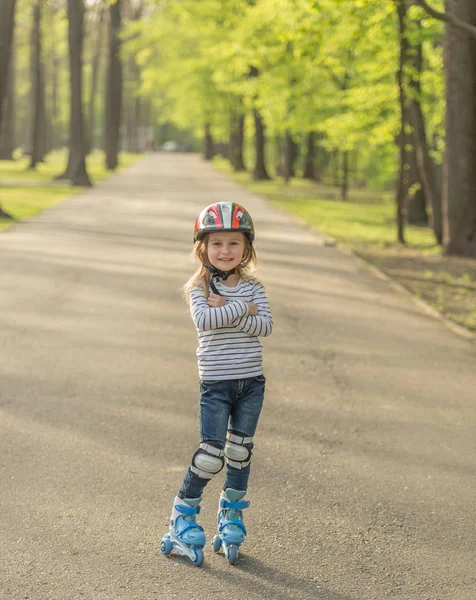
[220,499,250,510]
[218,519,247,536]
[176,521,204,538]
[174,503,201,516]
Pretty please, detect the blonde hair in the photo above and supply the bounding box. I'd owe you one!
[183,233,258,299]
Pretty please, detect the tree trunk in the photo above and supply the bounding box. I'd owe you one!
[283,130,298,184]
[283,130,293,184]
[0,0,17,133]
[316,143,328,182]
[128,90,141,153]
[203,123,215,160]
[443,0,476,256]
[104,0,122,170]
[411,102,442,240]
[406,146,428,225]
[49,8,61,151]
[395,0,409,244]
[341,151,349,201]
[86,1,106,154]
[30,0,47,169]
[123,0,144,153]
[124,55,142,153]
[404,22,428,225]
[303,132,316,180]
[252,108,271,181]
[58,0,91,186]
[248,66,270,181]
[405,15,436,232]
[274,136,283,177]
[229,111,246,171]
[332,149,340,188]
[0,50,15,160]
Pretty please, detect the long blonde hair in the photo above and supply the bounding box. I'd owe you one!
[183,233,258,299]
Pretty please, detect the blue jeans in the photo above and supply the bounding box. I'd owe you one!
[179,376,266,499]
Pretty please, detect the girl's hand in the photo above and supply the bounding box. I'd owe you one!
[208,293,226,307]
[248,302,258,316]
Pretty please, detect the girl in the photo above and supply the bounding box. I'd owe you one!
[160,202,273,566]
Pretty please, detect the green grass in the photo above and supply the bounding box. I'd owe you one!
[0,149,140,183]
[212,157,475,334]
[0,150,141,231]
[212,157,436,252]
[0,185,85,231]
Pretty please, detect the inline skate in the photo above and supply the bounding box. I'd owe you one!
[212,489,250,565]
[160,496,205,567]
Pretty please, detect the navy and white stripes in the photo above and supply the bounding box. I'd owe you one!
[190,279,273,381]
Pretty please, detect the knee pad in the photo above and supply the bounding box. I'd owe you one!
[224,432,254,470]
[191,443,224,480]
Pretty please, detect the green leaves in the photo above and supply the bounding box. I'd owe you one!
[123,0,444,186]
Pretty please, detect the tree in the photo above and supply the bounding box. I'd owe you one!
[249,66,271,181]
[0,0,16,219]
[404,14,428,227]
[419,0,476,256]
[418,0,476,39]
[58,0,92,186]
[229,108,246,172]
[396,0,411,244]
[85,0,106,154]
[203,123,215,160]
[0,49,15,160]
[302,132,317,181]
[104,0,123,170]
[0,0,17,136]
[30,0,48,169]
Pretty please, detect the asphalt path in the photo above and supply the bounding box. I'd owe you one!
[1,154,475,600]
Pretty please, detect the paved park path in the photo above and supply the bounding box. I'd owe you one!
[1,154,475,600]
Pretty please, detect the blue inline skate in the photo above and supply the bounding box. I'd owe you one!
[212,489,250,565]
[160,497,205,567]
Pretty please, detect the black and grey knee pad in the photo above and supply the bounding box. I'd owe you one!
[224,432,254,470]
[191,443,225,480]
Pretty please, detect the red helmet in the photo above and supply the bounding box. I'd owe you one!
[194,202,255,242]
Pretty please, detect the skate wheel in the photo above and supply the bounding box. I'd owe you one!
[160,537,173,556]
[226,545,239,565]
[192,547,204,567]
[212,535,222,553]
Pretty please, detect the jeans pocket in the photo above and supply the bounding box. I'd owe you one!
[255,375,266,384]
[200,379,221,394]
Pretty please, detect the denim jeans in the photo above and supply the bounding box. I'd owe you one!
[178,376,266,499]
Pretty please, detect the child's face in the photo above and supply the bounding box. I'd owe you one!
[206,231,246,272]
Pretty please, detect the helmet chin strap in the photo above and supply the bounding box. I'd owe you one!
[206,265,236,281]
[206,265,236,296]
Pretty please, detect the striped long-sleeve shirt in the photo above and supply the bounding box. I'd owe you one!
[190,278,273,381]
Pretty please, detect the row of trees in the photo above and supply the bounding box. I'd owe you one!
[124,0,474,257]
[0,1,475,257]
[0,0,153,186]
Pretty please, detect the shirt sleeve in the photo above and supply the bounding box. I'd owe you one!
[190,287,249,331]
[233,283,273,337]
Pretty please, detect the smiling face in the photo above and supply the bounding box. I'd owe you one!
[206,231,246,273]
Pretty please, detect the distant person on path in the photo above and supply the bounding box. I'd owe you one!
[160,202,273,566]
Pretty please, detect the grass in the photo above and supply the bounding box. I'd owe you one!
[0,150,141,231]
[0,149,140,183]
[212,157,476,334]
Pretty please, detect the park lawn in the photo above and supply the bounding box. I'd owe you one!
[0,150,140,183]
[212,158,476,333]
[0,151,141,231]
